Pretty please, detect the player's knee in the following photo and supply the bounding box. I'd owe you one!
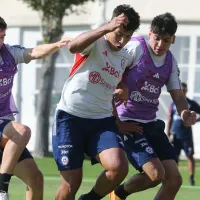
[165,173,182,190]
[107,161,128,182]
[20,125,31,142]
[60,179,81,197]
[148,168,165,183]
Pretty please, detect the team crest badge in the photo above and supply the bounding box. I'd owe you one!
[145,146,153,154]
[61,156,69,165]
[121,59,125,70]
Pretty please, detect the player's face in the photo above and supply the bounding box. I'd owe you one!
[0,29,6,49]
[106,27,133,51]
[148,31,175,56]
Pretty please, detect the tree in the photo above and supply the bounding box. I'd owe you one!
[20,0,95,157]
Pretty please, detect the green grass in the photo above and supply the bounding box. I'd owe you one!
[9,158,200,200]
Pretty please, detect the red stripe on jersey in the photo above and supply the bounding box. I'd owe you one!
[69,53,89,77]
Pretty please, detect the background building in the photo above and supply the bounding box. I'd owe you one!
[1,0,200,158]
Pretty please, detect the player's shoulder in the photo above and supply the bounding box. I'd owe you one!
[124,36,142,54]
[5,44,26,53]
[169,51,178,64]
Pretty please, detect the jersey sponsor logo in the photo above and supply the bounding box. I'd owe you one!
[153,73,159,79]
[130,91,159,104]
[61,156,69,165]
[102,62,122,79]
[145,146,154,154]
[141,81,160,94]
[0,75,13,87]
[89,71,116,91]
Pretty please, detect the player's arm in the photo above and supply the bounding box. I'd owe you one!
[166,58,196,125]
[113,82,129,107]
[112,99,143,134]
[169,89,188,117]
[68,13,128,53]
[166,58,188,116]
[23,39,70,63]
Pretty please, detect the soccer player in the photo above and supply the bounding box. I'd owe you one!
[109,13,196,200]
[166,82,200,186]
[0,16,69,200]
[52,4,140,200]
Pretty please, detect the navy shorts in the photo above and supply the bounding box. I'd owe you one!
[121,119,177,171]
[0,119,33,163]
[172,135,194,158]
[52,110,123,171]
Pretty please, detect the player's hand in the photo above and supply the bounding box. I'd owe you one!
[117,119,143,134]
[181,110,196,126]
[56,38,73,48]
[113,86,129,107]
[105,13,129,32]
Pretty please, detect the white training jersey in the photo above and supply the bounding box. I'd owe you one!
[125,40,181,91]
[57,36,135,119]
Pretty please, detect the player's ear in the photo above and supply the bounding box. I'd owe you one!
[172,35,176,44]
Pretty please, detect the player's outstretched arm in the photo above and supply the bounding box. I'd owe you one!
[169,89,188,116]
[23,39,71,63]
[170,89,196,126]
[68,13,129,54]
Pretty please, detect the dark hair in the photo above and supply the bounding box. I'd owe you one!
[150,13,177,37]
[181,82,187,88]
[0,17,7,30]
[112,4,140,32]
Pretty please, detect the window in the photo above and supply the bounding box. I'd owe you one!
[170,37,190,64]
[35,41,74,116]
[196,37,200,64]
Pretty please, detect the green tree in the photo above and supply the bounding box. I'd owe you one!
[20,0,95,157]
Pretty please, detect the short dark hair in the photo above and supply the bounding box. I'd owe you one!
[181,82,187,88]
[150,13,177,37]
[112,4,140,32]
[0,17,7,30]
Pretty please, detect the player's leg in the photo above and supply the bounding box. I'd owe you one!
[123,158,164,194]
[148,120,182,200]
[79,117,128,200]
[171,135,182,163]
[0,120,31,195]
[52,110,85,200]
[13,149,43,200]
[56,169,82,200]
[109,131,164,200]
[154,160,182,200]
[181,137,195,185]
